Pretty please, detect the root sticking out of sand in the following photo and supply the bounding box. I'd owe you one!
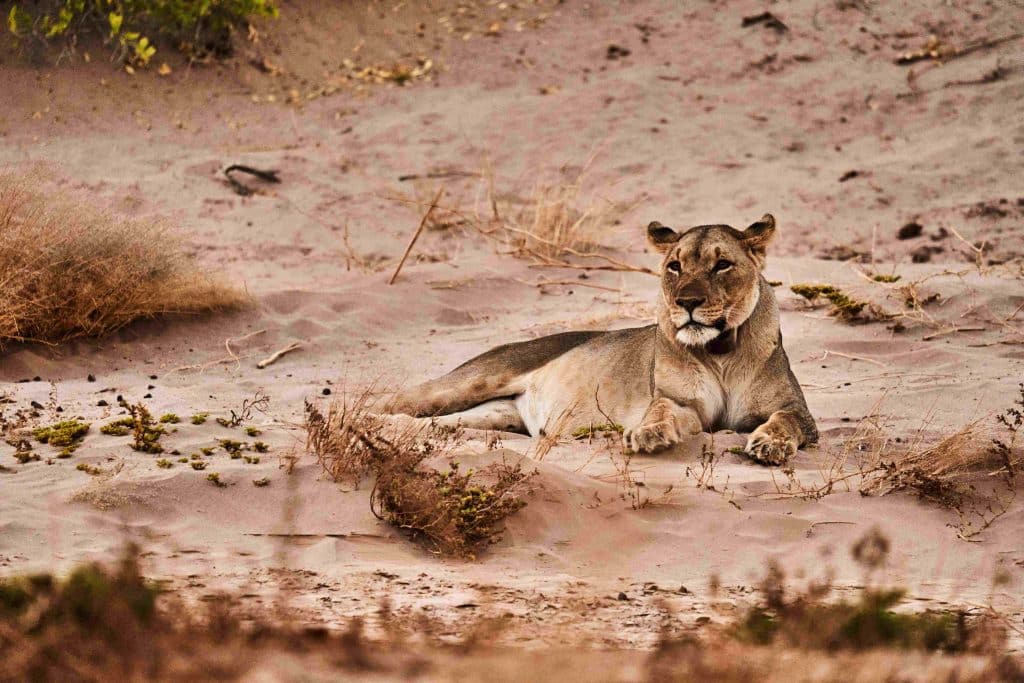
[0,170,247,349]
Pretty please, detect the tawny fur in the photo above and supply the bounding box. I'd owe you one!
[388,214,817,465]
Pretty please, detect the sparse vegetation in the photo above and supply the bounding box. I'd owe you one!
[0,171,246,349]
[791,283,878,321]
[33,419,90,457]
[305,397,533,557]
[252,476,270,487]
[190,461,207,471]
[571,422,624,439]
[0,542,1019,682]
[13,450,39,464]
[112,401,167,453]
[253,441,269,452]
[206,472,226,487]
[76,462,102,475]
[859,388,1022,538]
[100,417,135,436]
[155,458,173,469]
[734,530,1001,653]
[190,412,209,425]
[158,413,180,424]
[6,0,279,65]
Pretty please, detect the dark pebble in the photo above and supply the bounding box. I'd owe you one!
[97,400,109,407]
[149,375,158,380]
[911,245,933,263]
[897,222,923,240]
[143,393,152,399]
[87,374,96,382]
[617,592,628,601]
[322,388,332,395]
[30,400,43,409]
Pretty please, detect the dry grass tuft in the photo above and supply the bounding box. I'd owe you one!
[859,387,1023,538]
[0,171,247,348]
[502,170,610,258]
[305,396,534,557]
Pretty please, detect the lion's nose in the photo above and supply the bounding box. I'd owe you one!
[675,297,705,313]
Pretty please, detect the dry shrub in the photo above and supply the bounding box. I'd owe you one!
[502,169,611,258]
[305,397,533,557]
[0,171,247,348]
[859,388,1023,538]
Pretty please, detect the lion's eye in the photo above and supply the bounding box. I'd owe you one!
[713,259,733,273]
[666,260,681,274]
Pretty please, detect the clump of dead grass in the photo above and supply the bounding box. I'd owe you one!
[0,170,247,348]
[305,396,533,557]
[859,387,1023,538]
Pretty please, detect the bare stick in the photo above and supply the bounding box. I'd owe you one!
[518,278,623,293]
[819,350,888,368]
[389,187,444,285]
[921,326,986,341]
[225,329,268,368]
[257,341,303,369]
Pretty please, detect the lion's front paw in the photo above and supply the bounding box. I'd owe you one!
[626,420,681,453]
[744,425,797,465]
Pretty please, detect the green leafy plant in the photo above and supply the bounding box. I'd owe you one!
[6,0,279,65]
[33,419,90,457]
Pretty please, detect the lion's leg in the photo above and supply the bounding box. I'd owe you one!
[429,399,527,433]
[744,410,805,465]
[625,397,703,453]
[388,372,523,418]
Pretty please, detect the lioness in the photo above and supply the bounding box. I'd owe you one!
[389,214,817,465]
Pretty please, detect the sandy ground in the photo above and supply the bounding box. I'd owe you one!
[2,0,1024,659]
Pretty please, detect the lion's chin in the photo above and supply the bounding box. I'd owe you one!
[674,323,722,347]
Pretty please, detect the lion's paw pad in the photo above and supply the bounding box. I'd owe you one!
[626,420,680,454]
[744,430,796,466]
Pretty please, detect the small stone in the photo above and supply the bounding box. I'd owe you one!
[911,245,933,263]
[617,592,628,601]
[897,222,923,240]
[87,374,96,382]
[97,400,109,407]
[322,388,332,396]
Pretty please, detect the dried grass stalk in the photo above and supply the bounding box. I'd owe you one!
[0,171,247,347]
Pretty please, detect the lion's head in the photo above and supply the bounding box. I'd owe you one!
[646,214,776,347]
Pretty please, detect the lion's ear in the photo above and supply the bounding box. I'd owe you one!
[647,221,681,252]
[742,213,776,256]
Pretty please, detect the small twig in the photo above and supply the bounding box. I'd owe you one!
[819,350,888,368]
[389,187,444,285]
[225,329,268,368]
[518,278,622,293]
[805,521,856,538]
[398,171,479,182]
[921,326,986,341]
[257,342,303,369]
